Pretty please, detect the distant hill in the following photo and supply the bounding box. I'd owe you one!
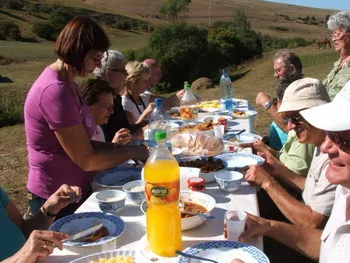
[82,0,338,40]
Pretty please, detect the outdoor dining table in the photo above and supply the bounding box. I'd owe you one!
[42,99,263,263]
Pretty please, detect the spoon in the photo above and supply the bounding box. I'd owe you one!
[175,250,219,263]
[178,199,215,220]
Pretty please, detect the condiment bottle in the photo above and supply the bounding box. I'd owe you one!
[187,177,206,192]
[144,131,182,257]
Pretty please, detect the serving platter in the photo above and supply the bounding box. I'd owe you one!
[49,212,125,247]
[94,167,142,189]
[224,132,262,144]
[232,110,257,119]
[177,241,269,263]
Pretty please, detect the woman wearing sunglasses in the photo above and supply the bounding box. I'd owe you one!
[238,81,350,263]
[24,17,148,220]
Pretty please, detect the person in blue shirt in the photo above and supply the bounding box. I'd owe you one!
[1,184,81,262]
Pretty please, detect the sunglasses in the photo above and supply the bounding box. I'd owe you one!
[326,131,350,153]
[108,68,128,75]
[283,114,303,125]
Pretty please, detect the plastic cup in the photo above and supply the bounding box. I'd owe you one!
[224,210,247,241]
[213,125,225,138]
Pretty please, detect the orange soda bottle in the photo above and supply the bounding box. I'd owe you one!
[144,131,182,257]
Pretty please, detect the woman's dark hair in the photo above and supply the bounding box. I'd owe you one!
[81,78,115,106]
[54,16,110,72]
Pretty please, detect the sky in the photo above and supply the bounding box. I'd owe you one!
[264,0,350,11]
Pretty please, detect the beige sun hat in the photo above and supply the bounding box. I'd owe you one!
[301,80,350,131]
[278,77,330,113]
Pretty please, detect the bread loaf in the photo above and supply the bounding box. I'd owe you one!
[172,132,223,156]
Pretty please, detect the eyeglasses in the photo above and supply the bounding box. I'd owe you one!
[283,114,303,125]
[108,68,128,75]
[330,32,349,40]
[326,131,350,153]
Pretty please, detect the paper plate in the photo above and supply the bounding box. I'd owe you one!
[224,132,262,143]
[177,240,269,263]
[94,167,142,189]
[216,153,264,169]
[49,212,125,247]
[70,249,166,263]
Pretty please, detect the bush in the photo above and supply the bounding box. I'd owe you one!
[1,0,25,10]
[24,3,40,13]
[0,21,21,40]
[148,22,210,92]
[48,10,73,33]
[114,20,132,30]
[261,34,314,51]
[32,22,56,41]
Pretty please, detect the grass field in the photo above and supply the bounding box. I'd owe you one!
[0,43,338,213]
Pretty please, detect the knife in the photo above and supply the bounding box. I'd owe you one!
[64,223,104,242]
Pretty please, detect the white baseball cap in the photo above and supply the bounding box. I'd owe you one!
[301,80,350,131]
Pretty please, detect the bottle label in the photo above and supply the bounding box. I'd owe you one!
[145,180,180,204]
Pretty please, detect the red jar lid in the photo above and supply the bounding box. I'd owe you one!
[187,177,205,186]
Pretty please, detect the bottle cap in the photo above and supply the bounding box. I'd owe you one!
[187,177,205,186]
[184,81,191,89]
[154,131,166,141]
[155,98,162,107]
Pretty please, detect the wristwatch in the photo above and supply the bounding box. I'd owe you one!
[263,100,273,110]
[41,206,57,218]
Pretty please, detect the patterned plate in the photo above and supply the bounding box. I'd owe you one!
[70,249,166,263]
[49,212,125,247]
[224,132,262,143]
[177,241,269,263]
[216,153,264,169]
[94,166,142,189]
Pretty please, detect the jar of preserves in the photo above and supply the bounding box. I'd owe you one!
[187,177,205,192]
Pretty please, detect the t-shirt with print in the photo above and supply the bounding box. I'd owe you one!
[24,67,96,199]
[121,91,152,121]
[0,187,26,261]
[323,58,350,101]
[302,146,337,216]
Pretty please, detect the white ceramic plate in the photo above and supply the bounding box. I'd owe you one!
[232,110,257,119]
[177,241,269,263]
[199,108,220,113]
[49,212,125,247]
[224,132,262,143]
[216,153,264,169]
[70,249,166,263]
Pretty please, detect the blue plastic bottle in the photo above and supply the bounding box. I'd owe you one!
[220,69,233,111]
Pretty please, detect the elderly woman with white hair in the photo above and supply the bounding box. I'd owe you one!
[324,11,350,100]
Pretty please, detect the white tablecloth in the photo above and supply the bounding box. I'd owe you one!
[43,99,262,263]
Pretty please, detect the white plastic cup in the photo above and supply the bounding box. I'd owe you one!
[225,210,247,241]
[213,125,225,138]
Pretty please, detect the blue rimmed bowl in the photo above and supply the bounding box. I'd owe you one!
[214,170,243,192]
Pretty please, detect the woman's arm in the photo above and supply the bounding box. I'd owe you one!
[149,90,184,109]
[54,125,148,172]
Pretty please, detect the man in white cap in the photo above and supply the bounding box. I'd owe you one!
[238,80,350,263]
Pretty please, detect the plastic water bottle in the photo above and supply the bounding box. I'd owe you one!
[220,69,233,111]
[148,98,169,143]
[180,81,197,106]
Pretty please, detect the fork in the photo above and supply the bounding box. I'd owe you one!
[175,250,219,263]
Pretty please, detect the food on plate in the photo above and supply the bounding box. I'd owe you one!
[232,110,247,117]
[179,157,225,173]
[179,106,199,119]
[172,132,224,156]
[167,110,180,118]
[179,121,215,133]
[78,226,109,242]
[181,201,207,218]
[197,100,220,108]
[89,255,135,263]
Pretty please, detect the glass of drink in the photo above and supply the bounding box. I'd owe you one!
[224,210,247,241]
[213,125,225,138]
